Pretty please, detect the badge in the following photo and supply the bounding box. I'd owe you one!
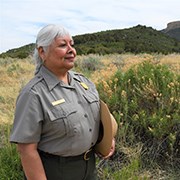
[80,82,89,90]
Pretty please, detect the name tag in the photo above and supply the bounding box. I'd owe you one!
[52,99,65,106]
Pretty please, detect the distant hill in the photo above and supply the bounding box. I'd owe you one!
[73,25,180,55]
[0,24,180,58]
[0,43,35,59]
[161,21,180,41]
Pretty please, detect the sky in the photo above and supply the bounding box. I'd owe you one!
[0,0,179,53]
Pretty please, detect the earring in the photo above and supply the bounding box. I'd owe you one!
[42,59,46,64]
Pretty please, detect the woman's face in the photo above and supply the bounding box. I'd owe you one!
[42,35,76,73]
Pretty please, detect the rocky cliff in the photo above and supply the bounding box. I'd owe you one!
[165,21,180,31]
[162,21,180,41]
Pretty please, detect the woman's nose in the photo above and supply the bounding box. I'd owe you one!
[67,45,74,53]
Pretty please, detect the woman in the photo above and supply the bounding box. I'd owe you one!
[10,24,115,180]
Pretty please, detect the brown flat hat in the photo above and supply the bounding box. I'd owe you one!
[95,100,118,156]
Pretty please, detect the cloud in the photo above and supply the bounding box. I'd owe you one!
[0,0,179,52]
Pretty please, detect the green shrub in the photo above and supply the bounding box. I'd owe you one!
[0,124,23,180]
[97,61,180,164]
[74,55,103,76]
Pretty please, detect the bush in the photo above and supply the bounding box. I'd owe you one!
[74,55,103,75]
[97,61,180,164]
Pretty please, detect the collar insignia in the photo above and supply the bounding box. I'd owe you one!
[80,82,89,90]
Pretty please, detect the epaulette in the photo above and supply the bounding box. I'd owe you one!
[21,75,43,92]
[71,71,85,77]
[70,71,89,90]
[69,71,84,82]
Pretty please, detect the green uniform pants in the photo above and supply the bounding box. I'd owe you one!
[24,150,98,180]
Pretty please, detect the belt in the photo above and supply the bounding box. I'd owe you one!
[38,148,93,161]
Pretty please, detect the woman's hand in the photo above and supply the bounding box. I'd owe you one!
[97,138,116,159]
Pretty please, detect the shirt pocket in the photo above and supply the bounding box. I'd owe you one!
[47,104,77,137]
[83,93,100,121]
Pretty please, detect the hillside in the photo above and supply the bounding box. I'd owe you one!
[162,21,180,41]
[74,25,180,55]
[0,24,180,58]
[0,43,35,59]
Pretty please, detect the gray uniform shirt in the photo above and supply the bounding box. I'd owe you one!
[10,66,100,156]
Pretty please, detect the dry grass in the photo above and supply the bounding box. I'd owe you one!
[0,57,34,124]
[90,53,180,85]
[159,53,180,73]
[0,53,179,125]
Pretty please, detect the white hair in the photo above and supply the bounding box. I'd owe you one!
[33,24,71,74]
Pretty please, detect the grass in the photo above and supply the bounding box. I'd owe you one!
[0,53,180,179]
[0,124,23,179]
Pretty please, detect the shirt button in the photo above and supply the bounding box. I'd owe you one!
[84,114,88,118]
[91,142,94,146]
[89,128,92,132]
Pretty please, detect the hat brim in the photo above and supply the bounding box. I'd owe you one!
[95,100,116,156]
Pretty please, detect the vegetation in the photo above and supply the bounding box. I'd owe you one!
[0,124,23,179]
[0,53,180,179]
[162,26,180,41]
[0,43,35,59]
[0,25,180,59]
[95,61,179,179]
[74,25,180,55]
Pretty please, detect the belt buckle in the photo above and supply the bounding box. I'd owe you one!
[83,149,92,161]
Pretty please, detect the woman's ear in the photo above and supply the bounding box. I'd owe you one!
[38,47,46,60]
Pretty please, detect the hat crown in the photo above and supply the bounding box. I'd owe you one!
[110,114,118,137]
[95,100,118,156]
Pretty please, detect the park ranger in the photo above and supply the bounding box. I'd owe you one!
[10,24,115,180]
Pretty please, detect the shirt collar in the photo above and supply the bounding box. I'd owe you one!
[68,71,84,86]
[37,65,60,91]
[37,66,79,91]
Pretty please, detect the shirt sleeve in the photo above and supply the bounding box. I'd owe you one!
[10,90,43,143]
